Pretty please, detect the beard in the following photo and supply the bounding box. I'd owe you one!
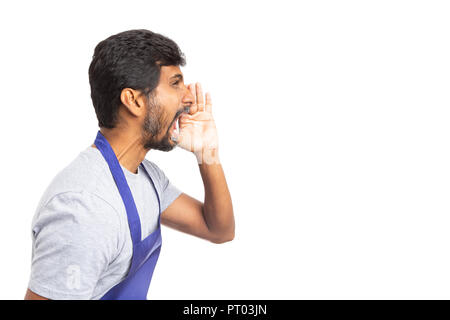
[141,94,180,152]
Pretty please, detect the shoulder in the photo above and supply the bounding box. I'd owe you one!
[36,146,123,214]
[33,190,121,236]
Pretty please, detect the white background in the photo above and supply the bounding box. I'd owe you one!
[0,0,449,299]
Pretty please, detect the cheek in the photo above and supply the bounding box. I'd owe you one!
[166,105,180,123]
[156,90,181,125]
[158,109,174,133]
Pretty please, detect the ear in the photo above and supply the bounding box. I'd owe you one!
[120,88,146,117]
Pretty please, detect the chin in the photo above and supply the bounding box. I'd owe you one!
[158,142,177,152]
[145,136,177,152]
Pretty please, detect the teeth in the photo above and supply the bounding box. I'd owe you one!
[171,117,180,142]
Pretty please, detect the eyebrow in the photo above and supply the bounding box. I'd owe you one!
[170,73,184,82]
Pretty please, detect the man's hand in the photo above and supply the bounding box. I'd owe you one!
[178,82,219,164]
[161,81,234,243]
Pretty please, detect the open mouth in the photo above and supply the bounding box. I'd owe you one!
[170,113,183,142]
[170,106,190,142]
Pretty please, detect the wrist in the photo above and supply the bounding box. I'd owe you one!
[194,147,220,165]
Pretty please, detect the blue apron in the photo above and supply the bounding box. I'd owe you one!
[94,130,162,300]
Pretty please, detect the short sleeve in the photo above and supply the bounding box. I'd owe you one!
[144,160,182,212]
[28,191,120,300]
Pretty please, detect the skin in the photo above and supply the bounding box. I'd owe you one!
[25,65,234,300]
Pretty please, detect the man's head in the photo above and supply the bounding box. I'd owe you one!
[88,29,193,151]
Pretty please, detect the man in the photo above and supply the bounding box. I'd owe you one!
[25,29,234,300]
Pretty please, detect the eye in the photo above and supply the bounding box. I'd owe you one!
[172,80,180,86]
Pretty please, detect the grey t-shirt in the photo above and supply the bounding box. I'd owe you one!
[28,146,182,300]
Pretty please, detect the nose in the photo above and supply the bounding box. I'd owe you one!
[182,84,195,106]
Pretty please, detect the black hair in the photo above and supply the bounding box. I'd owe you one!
[88,29,186,128]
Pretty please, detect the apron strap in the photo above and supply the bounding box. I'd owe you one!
[139,163,162,225]
[94,130,142,244]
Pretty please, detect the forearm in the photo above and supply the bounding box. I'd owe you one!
[196,149,235,241]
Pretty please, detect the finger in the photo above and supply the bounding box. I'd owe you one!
[205,92,212,113]
[187,83,198,114]
[179,113,193,127]
[196,82,204,112]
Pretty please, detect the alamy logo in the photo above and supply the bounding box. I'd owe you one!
[66,265,81,290]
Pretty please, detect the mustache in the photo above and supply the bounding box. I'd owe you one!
[169,105,191,128]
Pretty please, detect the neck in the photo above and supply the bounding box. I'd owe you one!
[93,128,148,174]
